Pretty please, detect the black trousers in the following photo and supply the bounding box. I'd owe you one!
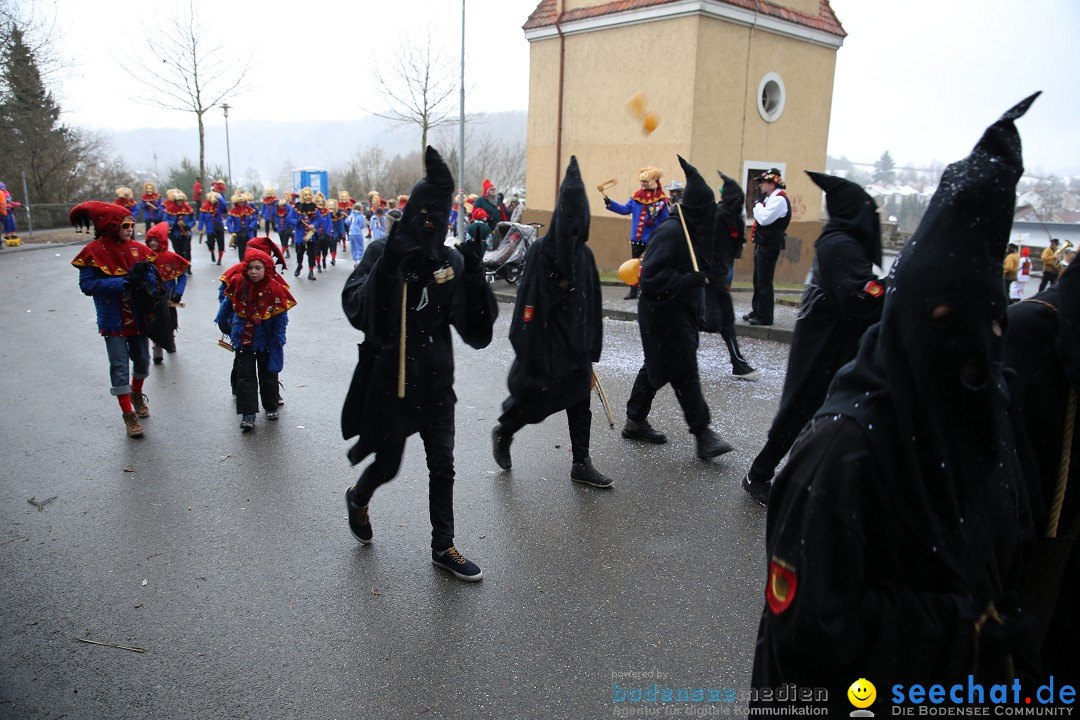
[171,234,192,263]
[352,411,456,551]
[294,241,320,271]
[208,228,225,256]
[625,363,710,434]
[498,395,592,463]
[751,244,780,324]
[235,349,279,415]
[1039,271,1059,292]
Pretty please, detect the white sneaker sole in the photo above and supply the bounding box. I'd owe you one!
[432,558,483,582]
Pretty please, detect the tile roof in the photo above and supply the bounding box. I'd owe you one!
[523,0,846,38]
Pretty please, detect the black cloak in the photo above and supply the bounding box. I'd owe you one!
[702,173,745,332]
[637,156,714,387]
[505,156,602,420]
[753,172,884,470]
[752,94,1042,707]
[341,147,497,464]
[1004,261,1080,681]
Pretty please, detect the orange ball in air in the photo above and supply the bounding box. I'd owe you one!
[642,111,660,134]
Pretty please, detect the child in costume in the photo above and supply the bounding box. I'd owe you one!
[138,182,163,235]
[226,192,258,261]
[162,189,195,272]
[216,247,295,431]
[197,190,227,265]
[369,206,387,241]
[114,187,139,216]
[260,186,278,236]
[0,182,21,243]
[347,202,367,267]
[327,198,346,267]
[70,201,161,438]
[277,195,297,258]
[144,222,190,364]
[292,187,320,280]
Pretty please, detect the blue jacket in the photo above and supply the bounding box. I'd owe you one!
[605,196,670,245]
[215,296,288,372]
[79,262,160,336]
[347,209,366,239]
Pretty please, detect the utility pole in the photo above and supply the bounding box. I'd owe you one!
[222,103,233,186]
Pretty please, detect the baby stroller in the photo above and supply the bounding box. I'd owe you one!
[483,222,540,285]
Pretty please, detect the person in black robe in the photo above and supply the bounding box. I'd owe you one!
[1004,260,1079,682]
[751,95,1042,712]
[340,146,498,582]
[621,156,733,460]
[491,157,612,488]
[741,172,885,506]
[703,172,759,380]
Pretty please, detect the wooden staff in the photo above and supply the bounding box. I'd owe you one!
[398,280,408,398]
[592,367,615,429]
[675,203,699,272]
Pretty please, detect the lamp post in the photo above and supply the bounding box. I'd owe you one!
[457,0,466,242]
[222,103,233,186]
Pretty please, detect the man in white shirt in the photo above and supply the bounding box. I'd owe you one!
[745,169,792,326]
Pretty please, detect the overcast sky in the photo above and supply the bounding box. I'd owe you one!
[41,0,1080,176]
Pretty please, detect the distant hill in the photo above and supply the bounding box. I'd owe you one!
[108,111,528,184]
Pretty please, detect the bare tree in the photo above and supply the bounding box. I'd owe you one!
[369,30,460,170]
[435,126,526,197]
[118,0,248,183]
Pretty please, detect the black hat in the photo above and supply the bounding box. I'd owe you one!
[806,171,882,267]
[756,168,784,187]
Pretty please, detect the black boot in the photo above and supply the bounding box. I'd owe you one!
[623,285,639,300]
[570,458,614,488]
[741,473,771,507]
[492,425,512,470]
[621,418,667,444]
[725,336,761,380]
[693,427,734,459]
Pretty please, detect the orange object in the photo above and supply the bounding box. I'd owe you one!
[618,258,642,286]
[626,91,647,118]
[642,111,660,134]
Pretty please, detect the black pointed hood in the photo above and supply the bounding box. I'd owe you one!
[542,155,590,281]
[676,155,715,246]
[806,171,882,267]
[818,93,1039,561]
[717,172,745,212]
[397,146,455,254]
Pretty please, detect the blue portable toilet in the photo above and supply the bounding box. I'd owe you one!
[293,168,329,196]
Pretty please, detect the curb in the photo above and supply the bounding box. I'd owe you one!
[492,289,795,345]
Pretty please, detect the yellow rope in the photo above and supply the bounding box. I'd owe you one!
[1046,387,1077,538]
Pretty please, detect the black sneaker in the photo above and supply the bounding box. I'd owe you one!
[742,473,771,507]
[432,546,483,581]
[492,425,512,470]
[742,313,755,322]
[621,418,667,444]
[240,414,256,432]
[345,486,373,544]
[570,458,614,488]
[694,427,734,459]
[732,360,762,381]
[747,318,773,326]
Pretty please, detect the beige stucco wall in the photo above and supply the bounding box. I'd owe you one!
[525,8,839,274]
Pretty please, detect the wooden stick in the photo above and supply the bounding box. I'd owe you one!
[592,367,616,429]
[397,280,408,399]
[675,203,699,272]
[596,178,617,194]
[74,637,146,653]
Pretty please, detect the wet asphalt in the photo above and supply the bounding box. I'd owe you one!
[0,239,795,719]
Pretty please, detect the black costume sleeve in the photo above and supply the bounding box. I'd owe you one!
[450,246,497,350]
[815,233,883,322]
[341,238,400,349]
[755,418,976,693]
[639,220,696,304]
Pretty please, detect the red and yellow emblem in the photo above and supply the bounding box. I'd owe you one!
[863,280,884,298]
[766,557,797,614]
[523,305,534,323]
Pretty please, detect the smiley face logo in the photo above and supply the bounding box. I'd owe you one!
[847,678,876,709]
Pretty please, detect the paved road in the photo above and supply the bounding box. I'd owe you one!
[0,240,795,719]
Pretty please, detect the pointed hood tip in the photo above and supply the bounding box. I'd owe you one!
[1001,91,1041,122]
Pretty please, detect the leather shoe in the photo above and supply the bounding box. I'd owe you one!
[742,473,771,507]
[747,318,773,326]
[570,458,614,488]
[621,418,667,444]
[694,427,734,459]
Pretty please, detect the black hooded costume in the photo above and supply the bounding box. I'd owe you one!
[744,172,884,501]
[703,172,757,376]
[623,156,732,458]
[340,146,497,551]
[751,95,1042,710]
[1004,261,1080,682]
[493,157,608,482]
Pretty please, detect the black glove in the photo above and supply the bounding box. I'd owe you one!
[172,294,182,304]
[459,236,485,273]
[685,271,709,288]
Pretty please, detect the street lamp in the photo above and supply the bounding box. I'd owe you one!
[222,102,233,187]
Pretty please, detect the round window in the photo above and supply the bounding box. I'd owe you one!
[757,73,786,123]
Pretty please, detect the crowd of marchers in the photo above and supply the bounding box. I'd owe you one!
[61,93,1077,697]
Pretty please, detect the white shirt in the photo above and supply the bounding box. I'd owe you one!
[753,188,788,226]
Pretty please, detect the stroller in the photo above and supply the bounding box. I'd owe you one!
[482,221,540,285]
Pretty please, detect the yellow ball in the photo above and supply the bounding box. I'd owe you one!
[618,258,641,287]
[642,111,660,134]
[847,679,876,709]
